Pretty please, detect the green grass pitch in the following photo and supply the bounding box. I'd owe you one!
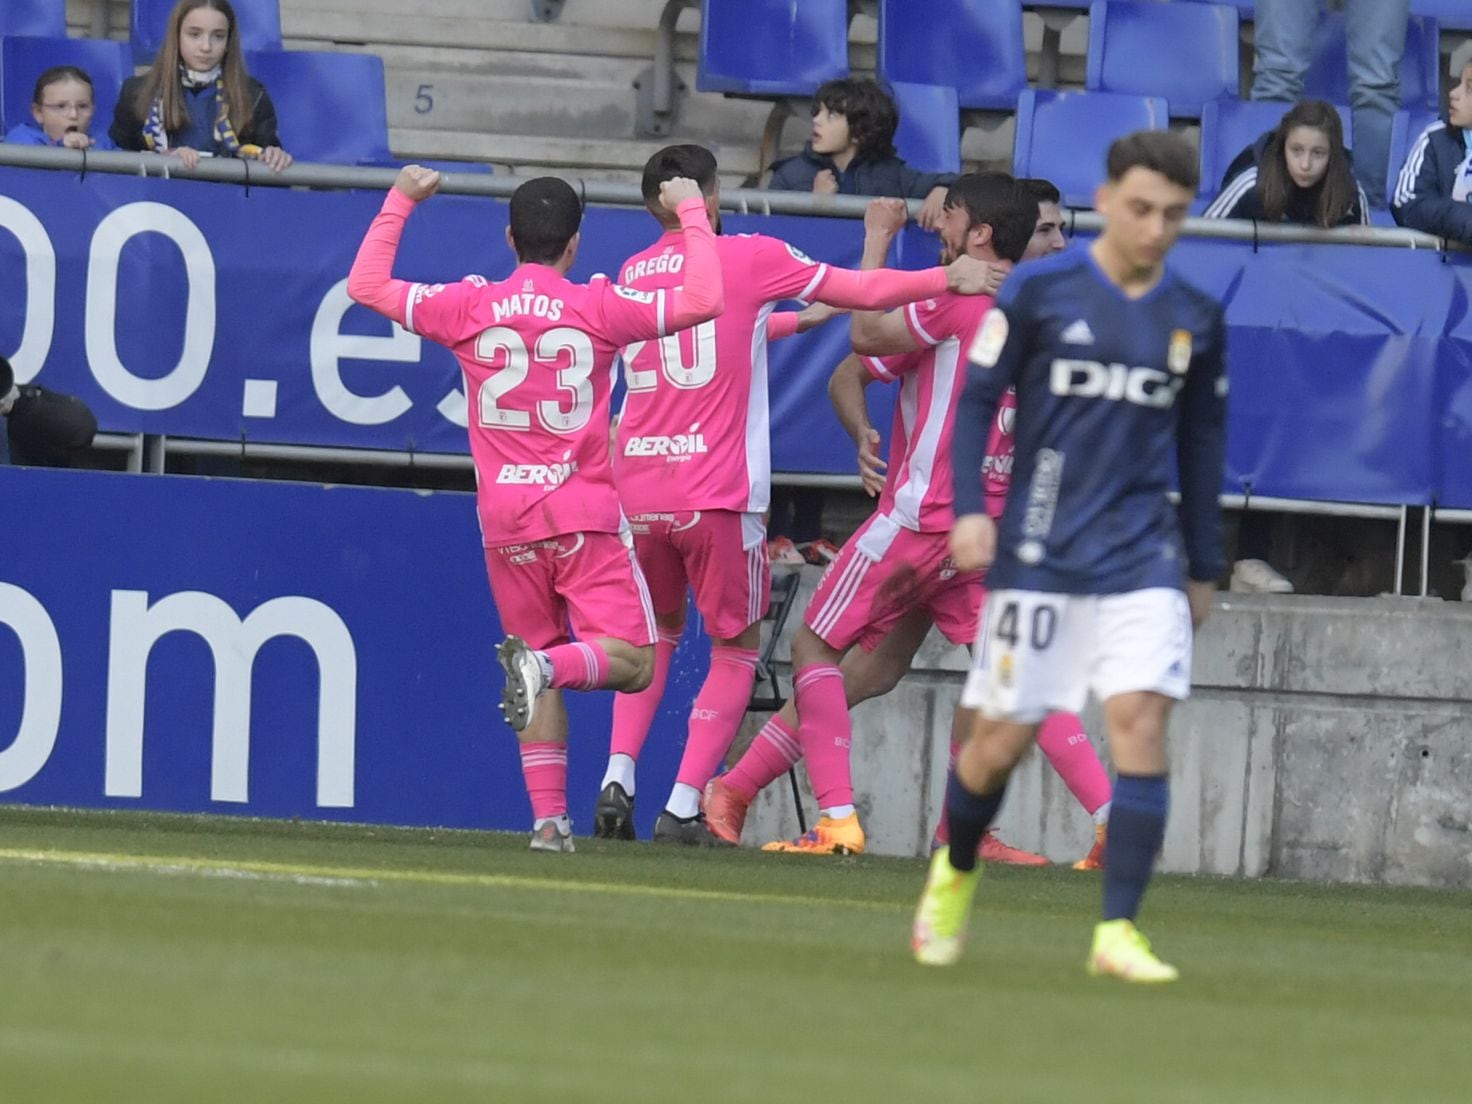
[0,805,1467,1103]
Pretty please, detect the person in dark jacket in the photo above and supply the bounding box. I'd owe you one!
[1391,58,1472,241]
[767,78,954,230]
[110,0,291,172]
[3,65,117,151]
[0,356,97,468]
[1204,99,1368,226]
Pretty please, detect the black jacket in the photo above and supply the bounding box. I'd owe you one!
[110,74,280,154]
[1391,119,1472,242]
[2,385,97,467]
[767,143,955,199]
[1204,132,1367,226]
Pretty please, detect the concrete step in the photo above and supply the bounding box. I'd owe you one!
[389,128,760,179]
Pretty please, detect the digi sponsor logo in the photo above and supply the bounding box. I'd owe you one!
[622,423,708,459]
[1049,359,1184,409]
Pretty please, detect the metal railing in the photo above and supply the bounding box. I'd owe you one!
[2,146,1463,596]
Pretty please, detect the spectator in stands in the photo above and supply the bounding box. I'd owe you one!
[1391,57,1472,241]
[3,66,117,151]
[109,0,291,172]
[1204,99,1368,226]
[0,356,97,467]
[767,78,954,230]
[1251,0,1409,208]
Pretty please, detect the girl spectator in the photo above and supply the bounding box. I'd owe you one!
[767,78,953,230]
[1204,99,1368,226]
[4,66,116,150]
[109,0,291,172]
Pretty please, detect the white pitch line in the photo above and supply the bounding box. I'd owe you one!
[0,847,905,912]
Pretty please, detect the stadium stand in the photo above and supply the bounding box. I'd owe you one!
[0,0,66,39]
[1012,88,1169,207]
[131,0,283,63]
[877,0,1027,111]
[1302,11,1441,113]
[1085,0,1240,118]
[694,0,847,98]
[1410,1,1472,33]
[1199,97,1352,198]
[0,34,130,137]
[889,80,961,175]
[243,48,390,164]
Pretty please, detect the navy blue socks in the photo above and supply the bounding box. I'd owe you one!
[945,772,1006,873]
[1102,772,1169,921]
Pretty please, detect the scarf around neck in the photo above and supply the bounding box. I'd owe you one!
[142,65,246,156]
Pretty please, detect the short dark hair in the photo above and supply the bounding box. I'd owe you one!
[812,78,899,159]
[508,177,583,264]
[943,173,1039,264]
[641,144,718,209]
[1018,177,1061,205]
[1105,130,1199,192]
[32,65,94,106]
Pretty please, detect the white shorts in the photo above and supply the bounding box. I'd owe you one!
[961,587,1193,723]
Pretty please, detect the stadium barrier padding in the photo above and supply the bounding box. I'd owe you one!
[0,465,710,831]
[3,165,1472,506]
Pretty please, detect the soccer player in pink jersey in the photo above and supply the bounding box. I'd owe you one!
[596,144,1002,845]
[347,165,724,853]
[709,178,1114,862]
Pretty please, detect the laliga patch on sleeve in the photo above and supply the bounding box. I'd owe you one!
[969,308,1009,368]
[613,285,657,303]
[784,242,816,265]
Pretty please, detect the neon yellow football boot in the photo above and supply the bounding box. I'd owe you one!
[911,847,982,966]
[1086,919,1179,983]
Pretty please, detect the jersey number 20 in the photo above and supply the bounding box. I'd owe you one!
[474,326,596,433]
[622,319,717,392]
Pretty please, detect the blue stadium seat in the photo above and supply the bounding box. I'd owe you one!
[0,1,65,38]
[1199,98,1352,197]
[132,0,282,65]
[877,0,1025,111]
[243,50,390,164]
[1303,12,1440,113]
[1,35,131,137]
[1013,89,1169,208]
[696,0,847,97]
[1410,2,1472,33]
[1086,1,1239,119]
[889,81,960,175]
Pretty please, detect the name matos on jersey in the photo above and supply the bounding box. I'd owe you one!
[491,291,566,324]
[622,423,708,458]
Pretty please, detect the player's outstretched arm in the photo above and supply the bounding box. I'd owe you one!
[346,166,441,325]
[827,354,886,497]
[660,176,725,330]
[850,199,922,356]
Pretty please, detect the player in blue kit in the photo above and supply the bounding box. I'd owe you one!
[911,131,1227,982]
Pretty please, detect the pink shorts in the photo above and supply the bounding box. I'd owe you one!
[803,513,983,652]
[484,528,657,651]
[627,510,770,640]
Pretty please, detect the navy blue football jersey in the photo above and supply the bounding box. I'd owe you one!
[953,247,1227,595]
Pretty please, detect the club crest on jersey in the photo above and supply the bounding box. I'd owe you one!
[969,308,1009,368]
[998,652,1014,687]
[1168,329,1193,375]
[784,242,816,265]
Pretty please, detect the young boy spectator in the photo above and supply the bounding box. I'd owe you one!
[110,0,291,172]
[767,78,955,230]
[4,66,117,150]
[1392,56,1472,240]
